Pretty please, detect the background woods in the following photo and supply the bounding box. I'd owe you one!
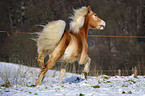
[0,0,145,75]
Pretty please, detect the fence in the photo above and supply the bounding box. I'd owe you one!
[0,31,145,76]
[0,52,144,76]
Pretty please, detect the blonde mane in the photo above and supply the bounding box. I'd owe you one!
[70,6,88,34]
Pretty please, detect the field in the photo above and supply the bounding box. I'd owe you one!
[0,62,145,96]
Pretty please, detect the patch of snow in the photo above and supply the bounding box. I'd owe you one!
[0,62,145,96]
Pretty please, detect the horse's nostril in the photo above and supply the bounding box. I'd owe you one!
[99,25,105,30]
[100,25,104,28]
[99,20,106,30]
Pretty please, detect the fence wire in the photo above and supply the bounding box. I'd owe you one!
[1,31,145,38]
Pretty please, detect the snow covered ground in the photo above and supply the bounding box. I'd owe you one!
[0,62,145,96]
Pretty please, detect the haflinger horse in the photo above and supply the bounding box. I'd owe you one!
[36,6,105,85]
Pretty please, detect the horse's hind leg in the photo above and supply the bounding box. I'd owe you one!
[81,57,91,79]
[59,62,67,84]
[36,31,69,85]
[37,50,47,70]
[36,58,57,85]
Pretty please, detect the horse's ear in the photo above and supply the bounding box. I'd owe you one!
[87,6,91,13]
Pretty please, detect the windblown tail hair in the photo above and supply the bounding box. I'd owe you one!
[37,20,66,53]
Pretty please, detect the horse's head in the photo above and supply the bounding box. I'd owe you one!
[70,6,106,34]
[87,6,106,30]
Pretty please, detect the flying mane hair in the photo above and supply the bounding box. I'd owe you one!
[69,6,88,34]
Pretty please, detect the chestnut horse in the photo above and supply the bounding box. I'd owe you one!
[36,6,105,85]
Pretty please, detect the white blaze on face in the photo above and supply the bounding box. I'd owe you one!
[99,20,106,30]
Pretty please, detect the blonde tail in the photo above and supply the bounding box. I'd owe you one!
[37,20,66,53]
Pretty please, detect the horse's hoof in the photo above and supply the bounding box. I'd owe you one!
[81,72,87,80]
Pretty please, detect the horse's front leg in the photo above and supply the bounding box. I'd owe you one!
[81,57,91,80]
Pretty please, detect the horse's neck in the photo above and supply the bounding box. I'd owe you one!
[79,14,89,39]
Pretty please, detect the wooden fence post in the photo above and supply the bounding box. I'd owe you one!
[134,66,138,78]
[96,70,99,77]
[118,69,121,76]
[101,70,103,75]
